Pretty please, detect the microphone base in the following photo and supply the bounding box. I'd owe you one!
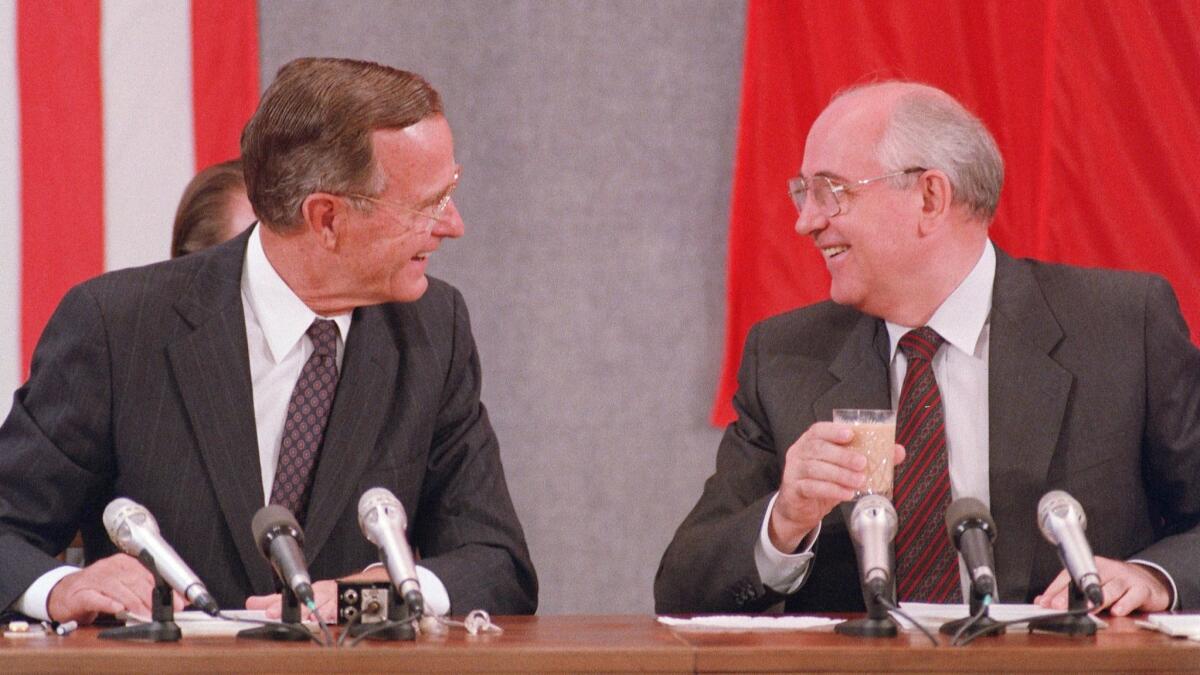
[1027,613,1097,636]
[347,619,417,642]
[99,621,183,643]
[236,623,314,642]
[99,564,182,642]
[941,585,1007,637]
[835,616,899,638]
[940,613,1004,637]
[237,584,312,642]
[1027,580,1097,637]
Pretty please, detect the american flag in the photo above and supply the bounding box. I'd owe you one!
[0,0,259,420]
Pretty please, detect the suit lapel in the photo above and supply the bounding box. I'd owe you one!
[813,314,893,418]
[301,304,400,561]
[166,230,275,593]
[811,315,893,528]
[988,249,1071,601]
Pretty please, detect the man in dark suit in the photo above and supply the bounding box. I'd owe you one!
[0,58,536,624]
[656,81,1199,615]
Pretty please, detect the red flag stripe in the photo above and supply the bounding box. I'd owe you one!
[17,0,105,372]
[190,0,260,171]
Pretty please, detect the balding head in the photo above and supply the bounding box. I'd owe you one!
[796,81,1000,325]
[818,82,1004,222]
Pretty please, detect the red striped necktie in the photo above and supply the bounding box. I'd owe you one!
[893,327,961,602]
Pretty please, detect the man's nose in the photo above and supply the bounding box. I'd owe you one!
[794,204,828,237]
[433,199,464,239]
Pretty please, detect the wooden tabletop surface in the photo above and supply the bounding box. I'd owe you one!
[1,613,1197,673]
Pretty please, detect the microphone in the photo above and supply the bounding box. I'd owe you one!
[945,497,998,598]
[358,487,424,617]
[849,494,897,598]
[103,498,220,616]
[1037,490,1105,606]
[251,505,316,608]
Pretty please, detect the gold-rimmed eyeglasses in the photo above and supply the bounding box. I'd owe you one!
[341,167,460,228]
[788,167,924,218]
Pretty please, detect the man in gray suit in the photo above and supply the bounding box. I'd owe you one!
[656,81,1199,615]
[0,58,536,624]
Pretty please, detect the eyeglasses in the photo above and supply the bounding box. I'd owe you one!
[341,167,460,228]
[787,167,924,218]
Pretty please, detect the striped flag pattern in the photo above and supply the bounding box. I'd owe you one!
[0,0,259,421]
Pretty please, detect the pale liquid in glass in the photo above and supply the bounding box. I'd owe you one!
[848,422,895,498]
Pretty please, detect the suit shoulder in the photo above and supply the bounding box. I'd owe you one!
[751,300,866,359]
[69,251,209,311]
[1018,257,1165,309]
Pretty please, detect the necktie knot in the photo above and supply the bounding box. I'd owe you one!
[307,319,338,359]
[899,326,944,363]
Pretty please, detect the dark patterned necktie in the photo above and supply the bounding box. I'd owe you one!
[270,319,340,524]
[893,327,961,602]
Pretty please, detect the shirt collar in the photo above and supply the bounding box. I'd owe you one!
[242,224,353,364]
[886,239,996,360]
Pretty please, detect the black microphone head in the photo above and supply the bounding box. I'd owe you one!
[945,497,996,543]
[251,504,303,557]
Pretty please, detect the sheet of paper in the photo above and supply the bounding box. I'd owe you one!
[122,609,318,638]
[1137,613,1200,637]
[656,615,843,631]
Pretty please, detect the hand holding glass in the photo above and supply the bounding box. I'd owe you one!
[832,409,896,499]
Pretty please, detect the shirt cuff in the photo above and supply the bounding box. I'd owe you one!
[13,565,79,621]
[361,562,450,616]
[1128,559,1179,610]
[754,492,819,594]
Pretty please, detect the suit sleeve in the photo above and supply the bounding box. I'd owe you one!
[1129,276,1200,608]
[410,289,538,615]
[0,285,115,611]
[654,324,788,613]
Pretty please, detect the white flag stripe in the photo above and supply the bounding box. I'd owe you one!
[0,0,21,421]
[101,0,195,271]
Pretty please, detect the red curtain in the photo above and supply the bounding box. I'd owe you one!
[714,0,1200,425]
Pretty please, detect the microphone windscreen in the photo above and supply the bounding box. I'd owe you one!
[251,504,302,552]
[358,486,407,529]
[849,494,897,544]
[945,497,995,537]
[103,497,159,541]
[1037,490,1087,539]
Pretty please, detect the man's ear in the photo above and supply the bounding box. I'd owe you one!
[300,193,343,250]
[917,169,954,235]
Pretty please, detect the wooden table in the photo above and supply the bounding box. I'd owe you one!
[1,614,1197,673]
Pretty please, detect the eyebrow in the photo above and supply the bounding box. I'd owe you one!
[811,170,850,182]
[416,166,461,209]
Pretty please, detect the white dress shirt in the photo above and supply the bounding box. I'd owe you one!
[755,241,996,594]
[755,240,1177,606]
[16,226,449,619]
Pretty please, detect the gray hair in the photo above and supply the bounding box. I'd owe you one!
[840,83,1005,221]
[242,58,442,231]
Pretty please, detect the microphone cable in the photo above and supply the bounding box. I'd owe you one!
[949,594,992,646]
[877,595,939,647]
[335,612,362,648]
[215,611,326,647]
[345,607,420,648]
[306,597,335,648]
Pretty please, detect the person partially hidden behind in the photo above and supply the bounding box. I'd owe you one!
[656,81,1200,616]
[0,57,537,624]
[170,158,256,258]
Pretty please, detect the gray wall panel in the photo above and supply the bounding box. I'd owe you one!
[260,0,746,614]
